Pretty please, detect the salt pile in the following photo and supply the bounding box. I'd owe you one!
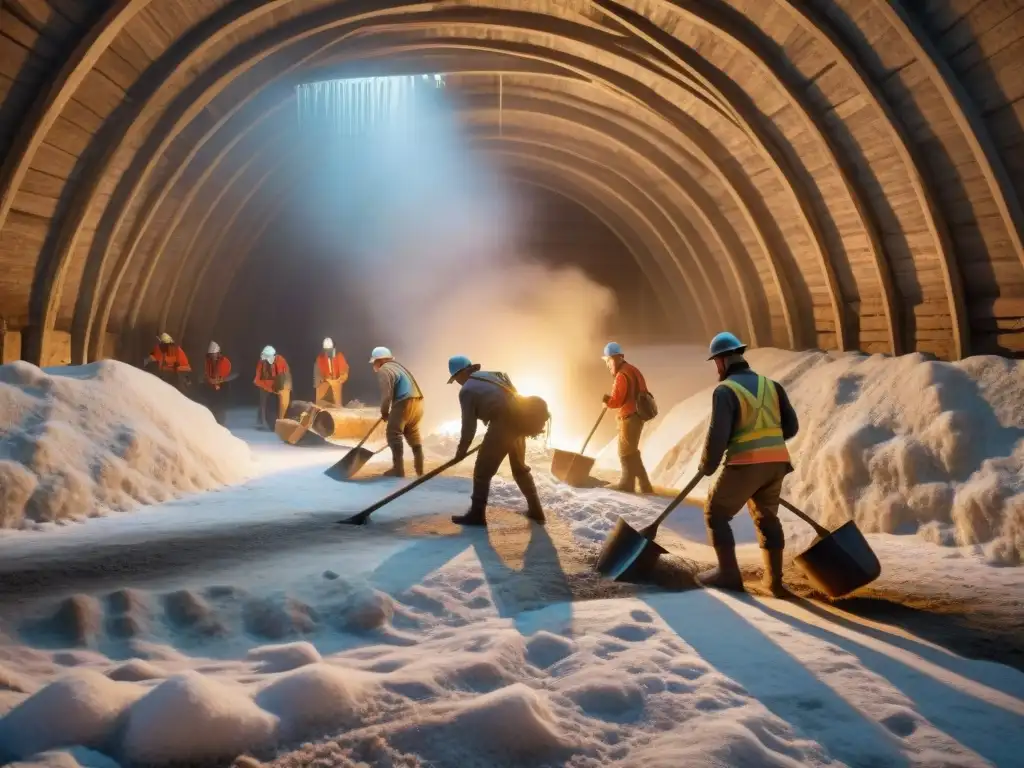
[640,349,1024,565]
[0,360,252,529]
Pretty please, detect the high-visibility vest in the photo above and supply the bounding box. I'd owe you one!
[720,375,791,465]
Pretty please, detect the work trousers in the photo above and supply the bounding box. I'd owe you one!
[704,462,789,551]
[315,379,343,408]
[617,414,644,458]
[472,420,533,508]
[387,397,424,453]
[259,388,291,428]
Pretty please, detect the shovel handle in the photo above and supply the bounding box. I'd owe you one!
[353,418,385,451]
[339,445,481,524]
[779,498,831,538]
[578,407,608,456]
[641,472,704,538]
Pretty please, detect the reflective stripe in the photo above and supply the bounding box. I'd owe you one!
[721,375,790,465]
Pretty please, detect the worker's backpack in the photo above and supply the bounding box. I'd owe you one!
[470,373,551,438]
[627,367,658,422]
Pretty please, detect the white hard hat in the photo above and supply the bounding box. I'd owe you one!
[208,341,220,354]
[369,346,393,363]
[158,333,173,344]
[261,345,276,360]
[323,337,333,349]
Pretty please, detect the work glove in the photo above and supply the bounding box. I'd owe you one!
[602,394,611,405]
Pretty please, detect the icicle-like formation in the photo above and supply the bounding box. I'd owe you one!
[296,74,445,136]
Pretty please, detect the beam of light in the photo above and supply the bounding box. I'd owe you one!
[296,74,446,136]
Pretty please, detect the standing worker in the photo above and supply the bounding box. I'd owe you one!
[601,342,654,494]
[314,337,349,408]
[144,333,192,391]
[370,346,425,477]
[203,341,232,426]
[695,332,799,597]
[254,345,292,429]
[447,355,545,527]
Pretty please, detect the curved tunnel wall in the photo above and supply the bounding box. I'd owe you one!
[0,0,1022,367]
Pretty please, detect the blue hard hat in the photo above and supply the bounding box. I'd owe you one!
[707,332,746,360]
[447,355,480,383]
[602,342,623,358]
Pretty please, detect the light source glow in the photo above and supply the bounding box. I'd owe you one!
[296,74,446,136]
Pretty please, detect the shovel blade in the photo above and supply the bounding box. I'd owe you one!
[324,447,375,481]
[794,520,882,598]
[551,449,596,486]
[596,516,668,582]
[337,510,371,525]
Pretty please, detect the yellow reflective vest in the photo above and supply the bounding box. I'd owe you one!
[720,375,791,465]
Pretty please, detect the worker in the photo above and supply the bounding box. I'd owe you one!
[314,337,349,408]
[601,342,654,494]
[203,341,232,426]
[447,355,545,527]
[144,332,191,390]
[695,332,799,598]
[370,346,425,477]
[254,345,291,429]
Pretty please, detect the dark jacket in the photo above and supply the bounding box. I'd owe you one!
[698,362,798,475]
[456,372,516,454]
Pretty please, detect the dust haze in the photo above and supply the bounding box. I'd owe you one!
[303,77,618,442]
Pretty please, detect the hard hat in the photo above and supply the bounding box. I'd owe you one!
[261,345,276,361]
[602,342,623,358]
[323,337,333,349]
[707,332,746,360]
[208,341,220,355]
[158,333,173,344]
[447,354,480,383]
[368,346,393,363]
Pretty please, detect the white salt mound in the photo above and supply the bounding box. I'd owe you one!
[0,360,252,528]
[255,663,372,742]
[642,349,1024,565]
[0,669,143,761]
[121,671,278,764]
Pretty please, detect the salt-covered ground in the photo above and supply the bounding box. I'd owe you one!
[3,348,1024,767]
[1,409,1023,767]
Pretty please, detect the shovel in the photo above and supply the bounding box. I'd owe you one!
[551,407,607,486]
[324,418,385,481]
[596,472,704,581]
[783,500,881,598]
[336,446,481,525]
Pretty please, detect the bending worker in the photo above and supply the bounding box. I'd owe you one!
[145,332,191,390]
[370,346,425,478]
[695,332,799,597]
[601,342,654,494]
[447,355,545,527]
[203,341,232,426]
[314,337,349,408]
[254,345,291,429]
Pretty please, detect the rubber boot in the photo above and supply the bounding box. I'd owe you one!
[382,443,405,478]
[633,454,654,494]
[411,445,425,477]
[515,473,546,524]
[452,478,488,526]
[611,456,636,493]
[761,549,789,598]
[697,545,745,591]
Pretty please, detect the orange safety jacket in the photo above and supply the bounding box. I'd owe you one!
[149,344,191,373]
[254,355,289,393]
[605,362,648,419]
[204,354,232,389]
[721,375,791,465]
[316,351,349,382]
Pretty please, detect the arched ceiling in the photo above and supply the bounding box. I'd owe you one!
[1,0,1022,364]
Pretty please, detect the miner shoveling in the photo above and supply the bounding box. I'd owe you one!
[598,331,881,599]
